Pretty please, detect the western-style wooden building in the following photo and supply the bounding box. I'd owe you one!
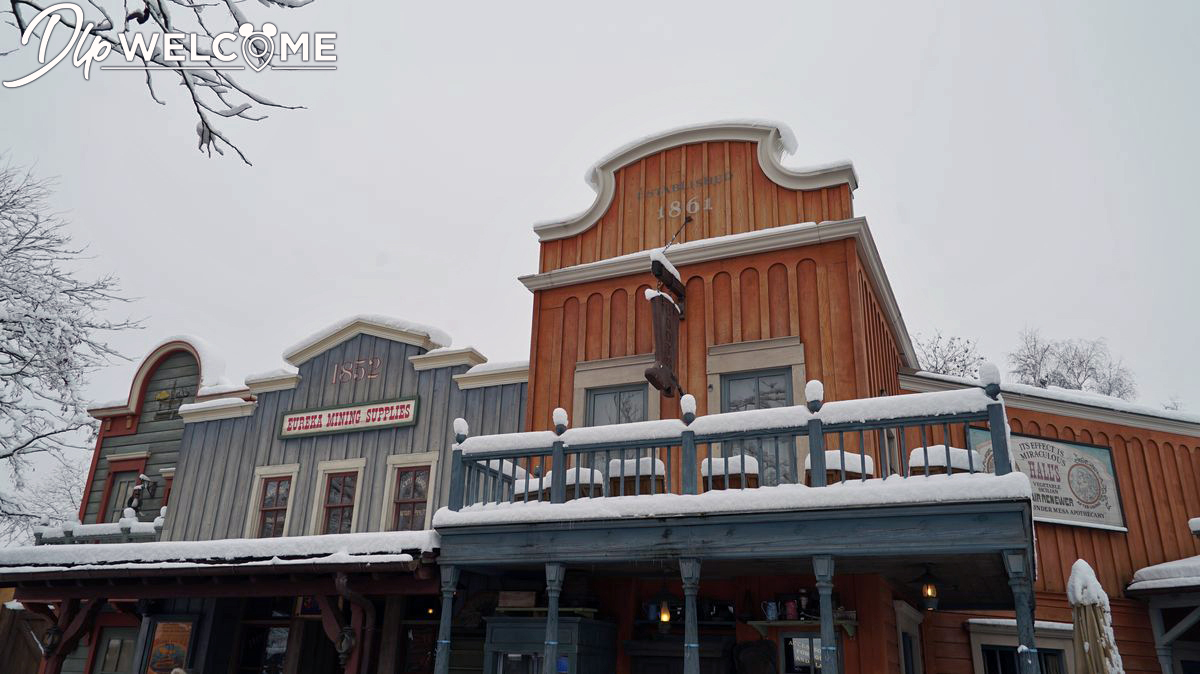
[0,121,1197,674]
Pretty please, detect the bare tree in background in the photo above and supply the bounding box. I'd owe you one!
[1163,395,1183,412]
[914,330,984,378]
[0,452,88,545]
[1008,328,1137,401]
[0,160,139,525]
[3,0,316,165]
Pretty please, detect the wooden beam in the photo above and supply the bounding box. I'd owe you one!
[14,574,437,602]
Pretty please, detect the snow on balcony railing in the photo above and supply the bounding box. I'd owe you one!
[445,370,1016,512]
[34,507,167,545]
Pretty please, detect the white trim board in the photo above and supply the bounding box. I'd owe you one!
[454,364,530,390]
[899,372,1200,438]
[409,347,487,372]
[532,121,857,242]
[519,218,917,369]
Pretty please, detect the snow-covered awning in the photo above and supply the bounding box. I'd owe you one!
[0,530,439,580]
[1128,554,1200,594]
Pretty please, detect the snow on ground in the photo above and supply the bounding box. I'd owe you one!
[433,472,1031,527]
[0,530,439,570]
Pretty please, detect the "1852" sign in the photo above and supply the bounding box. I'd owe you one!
[280,397,418,439]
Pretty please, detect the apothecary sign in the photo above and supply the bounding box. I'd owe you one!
[970,429,1126,531]
[280,397,418,439]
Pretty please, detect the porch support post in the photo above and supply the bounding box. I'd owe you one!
[680,558,701,674]
[1148,604,1175,674]
[812,555,838,674]
[1003,550,1041,674]
[433,565,459,674]
[543,562,565,674]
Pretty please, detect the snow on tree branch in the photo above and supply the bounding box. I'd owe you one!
[1007,328,1137,401]
[0,160,140,521]
[914,330,984,378]
[3,0,317,165]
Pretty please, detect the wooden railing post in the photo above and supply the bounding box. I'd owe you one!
[681,430,697,495]
[550,442,566,504]
[987,400,1012,476]
[448,447,464,512]
[808,419,826,487]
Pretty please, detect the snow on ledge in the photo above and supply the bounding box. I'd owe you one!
[966,618,1073,632]
[284,314,452,364]
[463,360,529,375]
[1129,554,1200,593]
[433,472,1031,528]
[1189,517,1199,535]
[0,530,439,570]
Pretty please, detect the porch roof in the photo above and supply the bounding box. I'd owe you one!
[0,529,439,583]
[1128,554,1200,594]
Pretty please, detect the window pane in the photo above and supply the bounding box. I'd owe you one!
[327,476,342,505]
[413,470,428,499]
[262,480,277,509]
[101,638,122,670]
[590,391,619,425]
[325,509,340,535]
[260,516,275,538]
[617,390,645,423]
[726,378,758,412]
[758,373,790,408]
[276,479,290,507]
[340,475,356,505]
[412,505,426,529]
[398,471,414,500]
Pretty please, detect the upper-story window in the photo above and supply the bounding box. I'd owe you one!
[721,368,794,485]
[322,472,358,535]
[391,466,430,531]
[586,384,647,426]
[257,475,291,538]
[105,470,140,522]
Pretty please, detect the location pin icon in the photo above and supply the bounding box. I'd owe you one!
[238,23,277,72]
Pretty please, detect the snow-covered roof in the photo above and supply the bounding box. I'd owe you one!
[905,371,1200,427]
[433,472,1032,527]
[1128,554,1200,593]
[0,530,439,576]
[533,120,857,243]
[283,315,452,366]
[88,334,232,417]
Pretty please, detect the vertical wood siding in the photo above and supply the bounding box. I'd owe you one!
[537,141,853,273]
[165,334,526,542]
[83,350,198,523]
[527,242,894,430]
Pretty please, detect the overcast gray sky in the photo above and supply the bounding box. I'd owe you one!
[3,0,1198,428]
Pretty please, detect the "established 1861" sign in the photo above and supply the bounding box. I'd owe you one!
[279,397,418,439]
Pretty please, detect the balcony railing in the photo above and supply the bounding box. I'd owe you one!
[447,376,1014,511]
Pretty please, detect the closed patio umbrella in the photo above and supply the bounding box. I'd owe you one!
[1067,559,1124,673]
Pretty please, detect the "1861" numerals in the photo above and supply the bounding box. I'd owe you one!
[658,197,712,220]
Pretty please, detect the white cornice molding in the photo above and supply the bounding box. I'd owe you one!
[453,364,530,390]
[519,217,918,368]
[532,121,857,242]
[283,317,449,367]
[409,347,488,372]
[898,372,1200,438]
[246,371,301,394]
[178,398,258,424]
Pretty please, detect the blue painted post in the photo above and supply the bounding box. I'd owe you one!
[1003,550,1041,674]
[681,430,698,495]
[988,400,1012,475]
[808,419,826,487]
[448,447,464,512]
[433,565,459,674]
[551,442,566,504]
[543,563,565,674]
[680,558,701,674]
[812,555,838,674]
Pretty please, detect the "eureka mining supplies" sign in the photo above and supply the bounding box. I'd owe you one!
[280,397,417,439]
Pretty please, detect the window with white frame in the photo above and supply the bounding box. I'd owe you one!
[893,601,924,674]
[244,464,299,538]
[308,458,366,535]
[379,451,439,531]
[966,618,1075,674]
